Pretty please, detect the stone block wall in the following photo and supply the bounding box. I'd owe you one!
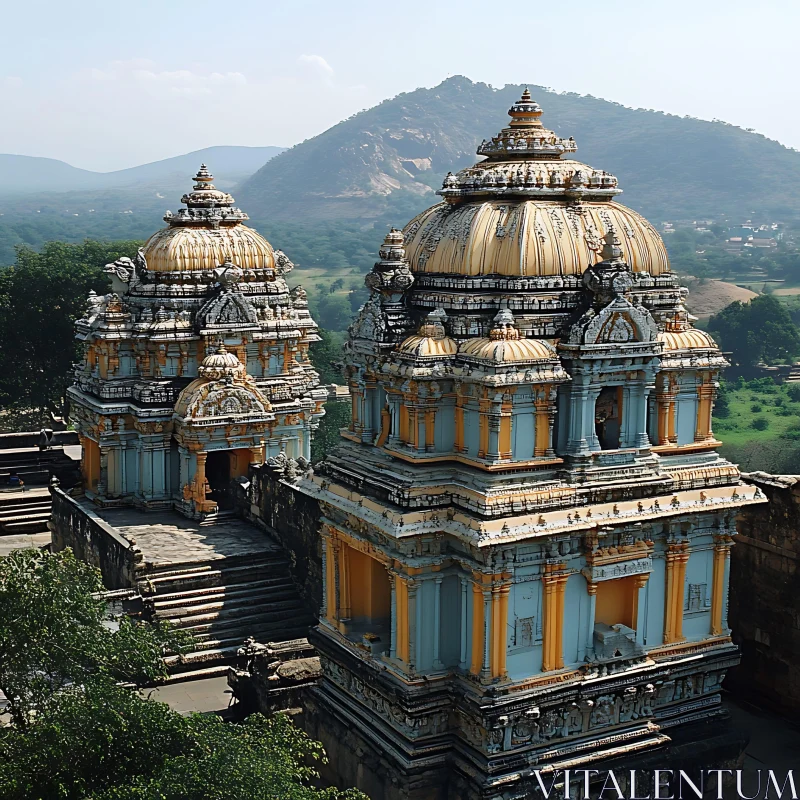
[50,487,139,590]
[729,472,800,713]
[238,466,323,616]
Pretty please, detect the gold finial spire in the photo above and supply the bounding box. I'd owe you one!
[508,87,543,129]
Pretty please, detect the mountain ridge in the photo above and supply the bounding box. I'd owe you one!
[0,145,286,195]
[237,76,800,224]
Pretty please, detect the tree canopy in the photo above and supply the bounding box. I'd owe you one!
[707,294,800,368]
[0,548,362,800]
[0,240,140,427]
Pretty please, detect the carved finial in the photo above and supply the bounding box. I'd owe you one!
[601,227,622,261]
[489,308,521,341]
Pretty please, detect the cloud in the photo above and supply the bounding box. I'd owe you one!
[3,77,23,88]
[81,61,246,95]
[297,54,334,83]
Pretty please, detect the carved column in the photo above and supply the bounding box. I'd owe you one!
[499,392,514,460]
[478,389,490,458]
[433,576,443,669]
[396,575,409,663]
[194,452,207,506]
[711,534,733,635]
[656,383,677,446]
[459,577,468,669]
[98,446,109,498]
[695,379,715,442]
[633,574,650,645]
[664,542,690,643]
[534,396,550,458]
[493,582,510,678]
[470,580,484,676]
[425,406,436,452]
[323,535,338,626]
[586,581,598,659]
[481,589,492,679]
[542,564,568,671]
[454,388,466,453]
[389,572,398,659]
[408,580,418,672]
[337,543,351,622]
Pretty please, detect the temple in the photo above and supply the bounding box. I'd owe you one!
[68,166,326,517]
[294,91,766,797]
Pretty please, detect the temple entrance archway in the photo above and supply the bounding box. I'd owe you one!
[205,450,232,509]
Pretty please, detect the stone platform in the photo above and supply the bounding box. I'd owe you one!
[83,504,283,571]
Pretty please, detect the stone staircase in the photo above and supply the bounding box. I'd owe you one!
[138,553,315,682]
[0,488,52,536]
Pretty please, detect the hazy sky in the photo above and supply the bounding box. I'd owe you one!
[1,0,796,172]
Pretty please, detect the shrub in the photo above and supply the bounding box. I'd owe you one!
[751,404,762,412]
[751,417,769,430]
[787,383,800,402]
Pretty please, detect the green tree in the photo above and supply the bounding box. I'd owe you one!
[707,294,800,368]
[0,548,184,729]
[0,548,363,800]
[0,240,141,426]
[309,329,346,384]
[311,401,351,464]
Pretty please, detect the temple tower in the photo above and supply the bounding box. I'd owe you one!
[296,92,765,798]
[69,166,326,518]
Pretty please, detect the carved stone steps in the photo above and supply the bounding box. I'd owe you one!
[150,576,295,608]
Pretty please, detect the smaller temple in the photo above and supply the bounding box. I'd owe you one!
[68,166,326,517]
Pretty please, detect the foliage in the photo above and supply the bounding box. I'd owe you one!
[0,239,140,424]
[0,547,185,729]
[311,401,351,465]
[0,547,363,800]
[787,383,800,402]
[707,294,800,368]
[751,416,769,430]
[309,329,346,385]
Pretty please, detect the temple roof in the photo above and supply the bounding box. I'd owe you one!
[141,166,276,273]
[401,91,670,278]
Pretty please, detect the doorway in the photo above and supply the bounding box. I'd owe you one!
[205,450,233,510]
[595,387,622,450]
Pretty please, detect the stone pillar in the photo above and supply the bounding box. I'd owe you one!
[396,576,409,663]
[633,574,650,645]
[470,581,484,676]
[696,380,715,442]
[656,387,676,445]
[98,445,110,497]
[390,572,398,660]
[481,589,492,679]
[711,534,733,635]
[586,581,598,659]
[324,535,338,626]
[425,407,437,452]
[454,391,466,453]
[387,393,401,445]
[337,543,351,622]
[433,576,443,669]
[459,577,468,669]
[496,583,510,678]
[408,580,418,672]
[639,385,653,449]
[499,393,514,460]
[194,452,207,506]
[478,390,490,458]
[542,565,568,671]
[534,397,550,458]
[664,542,690,643]
[249,445,264,465]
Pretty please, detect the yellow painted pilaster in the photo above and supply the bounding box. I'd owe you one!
[534,395,550,458]
[542,564,568,671]
[478,389,490,458]
[470,581,484,675]
[492,583,510,678]
[664,542,689,643]
[325,537,338,625]
[499,393,513,460]
[337,544,351,621]
[695,378,715,442]
[711,535,732,635]
[454,388,465,452]
[425,407,436,451]
[396,576,409,662]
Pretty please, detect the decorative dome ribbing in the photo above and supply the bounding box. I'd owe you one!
[141,165,276,273]
[403,90,670,277]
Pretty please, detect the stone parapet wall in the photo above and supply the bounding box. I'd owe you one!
[730,472,800,713]
[237,465,323,616]
[0,430,79,450]
[50,487,138,590]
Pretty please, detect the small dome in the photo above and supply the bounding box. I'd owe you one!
[459,309,558,363]
[397,309,457,358]
[141,165,276,273]
[658,329,719,351]
[198,343,245,379]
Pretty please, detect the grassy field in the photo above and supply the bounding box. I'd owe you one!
[714,378,800,472]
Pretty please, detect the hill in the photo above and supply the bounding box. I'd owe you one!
[683,279,758,321]
[237,76,800,225]
[0,146,285,195]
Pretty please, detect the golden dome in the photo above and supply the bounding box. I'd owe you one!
[141,165,276,273]
[143,225,275,273]
[658,329,719,351]
[397,310,457,358]
[402,91,670,278]
[398,334,458,358]
[459,336,557,363]
[404,200,669,277]
[458,309,558,363]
